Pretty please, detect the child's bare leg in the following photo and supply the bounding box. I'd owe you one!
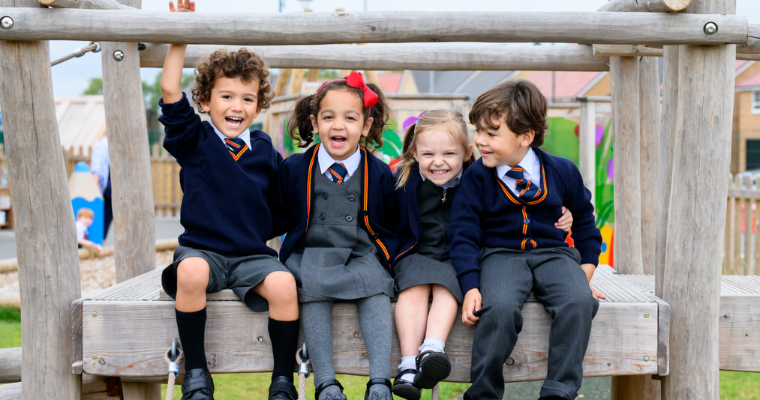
[424,284,458,344]
[176,257,209,312]
[395,285,432,357]
[254,271,299,320]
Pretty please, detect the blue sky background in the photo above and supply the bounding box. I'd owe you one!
[47,0,760,97]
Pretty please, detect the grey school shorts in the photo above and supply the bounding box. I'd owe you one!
[161,245,291,312]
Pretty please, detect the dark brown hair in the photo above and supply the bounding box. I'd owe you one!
[287,78,390,150]
[468,79,548,148]
[192,48,274,113]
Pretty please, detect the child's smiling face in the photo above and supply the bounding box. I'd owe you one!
[78,215,93,228]
[413,127,472,186]
[474,115,534,168]
[201,76,261,139]
[311,89,372,161]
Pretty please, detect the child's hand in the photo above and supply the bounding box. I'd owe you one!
[462,288,482,326]
[95,244,104,257]
[555,206,573,232]
[169,0,195,12]
[590,284,606,300]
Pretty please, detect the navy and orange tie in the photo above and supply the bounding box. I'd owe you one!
[224,137,248,161]
[328,163,348,184]
[506,165,540,201]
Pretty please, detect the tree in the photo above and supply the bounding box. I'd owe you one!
[83,78,103,95]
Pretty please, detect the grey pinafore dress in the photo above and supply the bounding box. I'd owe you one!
[285,170,395,303]
[393,178,464,302]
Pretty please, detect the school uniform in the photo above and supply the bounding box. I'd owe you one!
[158,93,289,312]
[393,166,463,303]
[449,148,602,400]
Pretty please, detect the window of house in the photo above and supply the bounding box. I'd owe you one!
[747,140,760,170]
[753,91,760,114]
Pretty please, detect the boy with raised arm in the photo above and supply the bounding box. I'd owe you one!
[159,1,299,399]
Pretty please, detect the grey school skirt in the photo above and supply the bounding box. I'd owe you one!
[393,253,464,303]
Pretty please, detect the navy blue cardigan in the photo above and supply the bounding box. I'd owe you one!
[272,144,400,269]
[448,149,602,294]
[159,94,282,257]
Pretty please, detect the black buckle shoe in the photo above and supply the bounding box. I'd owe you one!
[268,376,297,400]
[413,351,451,389]
[315,379,345,400]
[364,378,392,400]
[181,368,214,400]
[391,369,421,400]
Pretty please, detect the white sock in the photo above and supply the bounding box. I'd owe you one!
[418,337,445,355]
[398,355,417,382]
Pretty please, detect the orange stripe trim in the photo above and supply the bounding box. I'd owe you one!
[521,239,527,250]
[521,206,528,235]
[497,180,522,205]
[530,239,537,248]
[527,166,549,205]
[229,144,248,161]
[394,242,417,262]
[305,144,320,232]
[328,168,344,185]
[224,139,241,148]
[360,147,391,264]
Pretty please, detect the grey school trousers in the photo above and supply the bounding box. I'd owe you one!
[463,247,599,400]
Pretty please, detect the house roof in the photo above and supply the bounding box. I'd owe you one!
[55,95,107,155]
[737,69,760,88]
[411,71,516,100]
[375,72,402,94]
[524,71,604,101]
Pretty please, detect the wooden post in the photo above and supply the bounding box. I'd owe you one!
[661,0,736,396]
[100,0,159,397]
[578,98,596,204]
[743,176,754,275]
[0,1,82,399]
[610,56,644,274]
[639,56,661,275]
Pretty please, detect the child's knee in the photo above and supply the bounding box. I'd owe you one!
[263,271,298,304]
[399,284,431,301]
[176,258,210,292]
[488,301,524,330]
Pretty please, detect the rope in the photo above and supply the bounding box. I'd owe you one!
[295,346,310,400]
[51,43,99,67]
[164,343,184,400]
[432,383,439,400]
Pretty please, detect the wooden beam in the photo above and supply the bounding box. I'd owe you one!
[594,44,760,59]
[0,383,21,400]
[661,0,736,395]
[578,98,597,204]
[639,56,661,276]
[0,348,21,383]
[37,0,134,10]
[141,43,611,71]
[0,1,82,399]
[0,9,748,46]
[599,0,691,12]
[611,56,644,275]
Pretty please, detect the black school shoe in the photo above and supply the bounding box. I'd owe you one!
[315,379,346,400]
[364,378,392,400]
[413,351,452,389]
[181,368,214,400]
[391,369,421,400]
[268,376,297,400]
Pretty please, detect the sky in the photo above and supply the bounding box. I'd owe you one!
[47,0,760,97]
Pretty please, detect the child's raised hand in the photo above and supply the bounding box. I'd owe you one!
[169,0,195,12]
[555,206,573,232]
[462,288,482,326]
[590,284,606,300]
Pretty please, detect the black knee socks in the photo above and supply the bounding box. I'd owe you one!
[176,308,208,372]
[269,317,300,382]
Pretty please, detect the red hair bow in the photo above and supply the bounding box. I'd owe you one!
[345,72,379,108]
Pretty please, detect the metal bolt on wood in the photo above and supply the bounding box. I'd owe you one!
[92,354,98,360]
[257,336,264,343]
[113,50,124,61]
[0,16,13,30]
[704,22,718,35]
[643,312,650,318]
[92,311,98,317]
[643,356,651,362]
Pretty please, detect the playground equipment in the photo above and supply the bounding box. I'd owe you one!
[0,0,759,399]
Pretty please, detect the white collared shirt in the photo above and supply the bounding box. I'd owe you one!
[210,121,251,149]
[496,148,541,194]
[419,170,463,189]
[317,145,361,182]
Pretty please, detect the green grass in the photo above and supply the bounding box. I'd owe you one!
[0,307,757,399]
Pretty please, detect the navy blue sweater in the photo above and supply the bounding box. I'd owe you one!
[448,149,602,294]
[271,144,400,269]
[159,94,282,257]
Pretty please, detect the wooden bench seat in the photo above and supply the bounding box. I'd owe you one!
[73,265,669,383]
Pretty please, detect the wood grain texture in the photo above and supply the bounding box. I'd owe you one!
[71,297,85,374]
[599,0,691,12]
[37,0,133,9]
[661,0,736,396]
[0,1,82,399]
[611,56,644,275]
[594,43,760,58]
[0,383,21,400]
[639,56,661,275]
[81,300,659,381]
[140,44,611,71]
[0,9,748,45]
[81,374,122,399]
[578,99,597,204]
[0,348,21,383]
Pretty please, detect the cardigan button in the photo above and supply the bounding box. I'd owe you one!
[323,193,328,200]
[373,234,380,240]
[346,215,353,222]
[524,218,530,224]
[320,213,326,221]
[348,195,356,202]
[361,210,369,216]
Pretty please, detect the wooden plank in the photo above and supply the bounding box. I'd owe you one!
[611,56,644,275]
[744,179,755,275]
[726,195,734,275]
[82,300,659,381]
[599,0,691,12]
[594,44,760,59]
[38,0,134,9]
[140,44,612,71]
[578,99,597,204]
[71,297,85,374]
[0,347,21,383]
[734,175,744,274]
[639,56,661,275]
[727,187,760,201]
[661,0,735,395]
[0,383,21,400]
[82,374,122,399]
[0,1,83,399]
[0,9,749,46]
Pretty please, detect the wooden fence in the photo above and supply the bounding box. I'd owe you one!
[725,174,760,275]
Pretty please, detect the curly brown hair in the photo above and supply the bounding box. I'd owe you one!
[191,48,275,113]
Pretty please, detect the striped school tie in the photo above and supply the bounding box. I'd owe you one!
[224,137,248,161]
[328,163,348,185]
[506,165,540,201]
